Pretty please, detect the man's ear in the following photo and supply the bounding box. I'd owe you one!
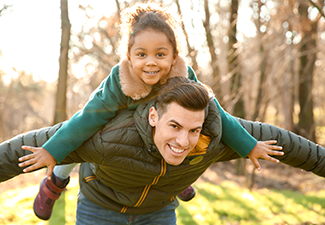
[149,107,158,127]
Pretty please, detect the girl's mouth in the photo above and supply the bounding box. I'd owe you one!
[144,70,159,75]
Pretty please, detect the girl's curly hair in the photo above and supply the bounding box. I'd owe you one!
[117,2,182,58]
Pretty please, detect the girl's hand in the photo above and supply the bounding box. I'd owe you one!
[18,146,57,180]
[247,140,284,171]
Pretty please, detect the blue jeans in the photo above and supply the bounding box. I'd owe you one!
[76,192,179,225]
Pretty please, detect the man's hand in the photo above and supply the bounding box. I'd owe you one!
[247,140,284,171]
[19,146,57,180]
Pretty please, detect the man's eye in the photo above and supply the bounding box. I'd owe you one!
[171,124,178,129]
[191,129,201,134]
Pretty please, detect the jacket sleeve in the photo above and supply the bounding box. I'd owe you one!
[0,123,63,182]
[0,122,104,183]
[42,65,127,163]
[187,66,257,157]
[215,118,325,177]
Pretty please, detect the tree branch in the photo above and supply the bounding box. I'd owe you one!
[308,0,325,19]
[0,4,12,17]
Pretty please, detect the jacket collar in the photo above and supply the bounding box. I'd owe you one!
[133,99,160,157]
[119,55,189,100]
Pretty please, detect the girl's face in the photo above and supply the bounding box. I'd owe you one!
[127,29,177,85]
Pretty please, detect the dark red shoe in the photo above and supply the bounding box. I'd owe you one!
[33,174,70,220]
[177,186,196,202]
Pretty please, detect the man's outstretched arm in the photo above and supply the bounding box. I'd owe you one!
[0,122,87,183]
[216,118,325,178]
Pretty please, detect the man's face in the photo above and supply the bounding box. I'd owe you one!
[149,102,205,165]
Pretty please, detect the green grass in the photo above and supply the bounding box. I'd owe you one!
[0,177,79,225]
[1,178,325,225]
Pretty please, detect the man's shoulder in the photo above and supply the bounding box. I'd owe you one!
[100,110,136,133]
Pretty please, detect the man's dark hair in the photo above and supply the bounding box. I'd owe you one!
[155,77,210,118]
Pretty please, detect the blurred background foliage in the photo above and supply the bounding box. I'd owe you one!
[0,0,325,184]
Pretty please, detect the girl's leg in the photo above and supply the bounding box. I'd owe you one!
[33,164,77,220]
[53,163,77,179]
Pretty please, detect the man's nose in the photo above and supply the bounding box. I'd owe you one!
[176,131,190,147]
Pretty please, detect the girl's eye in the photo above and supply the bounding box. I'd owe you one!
[157,53,165,57]
[137,53,146,57]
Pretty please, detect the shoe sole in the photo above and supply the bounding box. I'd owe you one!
[177,190,196,202]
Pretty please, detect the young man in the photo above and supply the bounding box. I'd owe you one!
[1,77,324,224]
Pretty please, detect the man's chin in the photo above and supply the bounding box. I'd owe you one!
[165,158,185,166]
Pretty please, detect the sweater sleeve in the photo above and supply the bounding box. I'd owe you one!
[187,66,257,157]
[43,65,127,163]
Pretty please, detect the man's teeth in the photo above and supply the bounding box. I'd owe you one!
[169,145,185,153]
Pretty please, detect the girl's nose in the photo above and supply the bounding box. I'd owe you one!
[146,61,157,66]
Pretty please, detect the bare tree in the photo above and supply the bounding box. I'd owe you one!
[53,0,71,124]
[202,0,220,96]
[175,0,198,72]
[297,1,320,142]
[0,4,12,17]
[227,0,246,176]
[228,0,245,119]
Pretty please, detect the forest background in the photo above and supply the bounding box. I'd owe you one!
[1,0,325,224]
[1,0,325,145]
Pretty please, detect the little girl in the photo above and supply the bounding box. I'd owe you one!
[19,2,282,221]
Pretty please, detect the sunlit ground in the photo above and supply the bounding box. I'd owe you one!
[1,177,325,225]
[0,176,79,225]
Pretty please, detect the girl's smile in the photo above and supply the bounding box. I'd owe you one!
[127,29,176,85]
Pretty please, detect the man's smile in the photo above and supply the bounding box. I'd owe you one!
[168,144,187,154]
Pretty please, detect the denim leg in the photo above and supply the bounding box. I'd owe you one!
[76,192,178,225]
[132,198,178,225]
[76,192,129,225]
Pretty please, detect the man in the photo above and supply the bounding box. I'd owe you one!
[1,77,324,224]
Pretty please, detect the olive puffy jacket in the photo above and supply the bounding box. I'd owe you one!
[1,99,325,214]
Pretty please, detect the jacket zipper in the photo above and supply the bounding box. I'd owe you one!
[120,158,167,213]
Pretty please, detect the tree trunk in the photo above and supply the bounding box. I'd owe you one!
[297,2,317,142]
[53,0,71,124]
[228,0,246,176]
[252,0,267,122]
[247,0,267,186]
[175,0,198,73]
[203,0,220,96]
[282,40,295,131]
[228,0,245,119]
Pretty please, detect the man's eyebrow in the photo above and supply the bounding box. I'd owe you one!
[169,119,202,130]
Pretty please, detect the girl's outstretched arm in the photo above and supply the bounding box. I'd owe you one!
[19,146,56,180]
[247,140,284,170]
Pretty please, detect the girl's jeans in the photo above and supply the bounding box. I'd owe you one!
[76,192,179,225]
